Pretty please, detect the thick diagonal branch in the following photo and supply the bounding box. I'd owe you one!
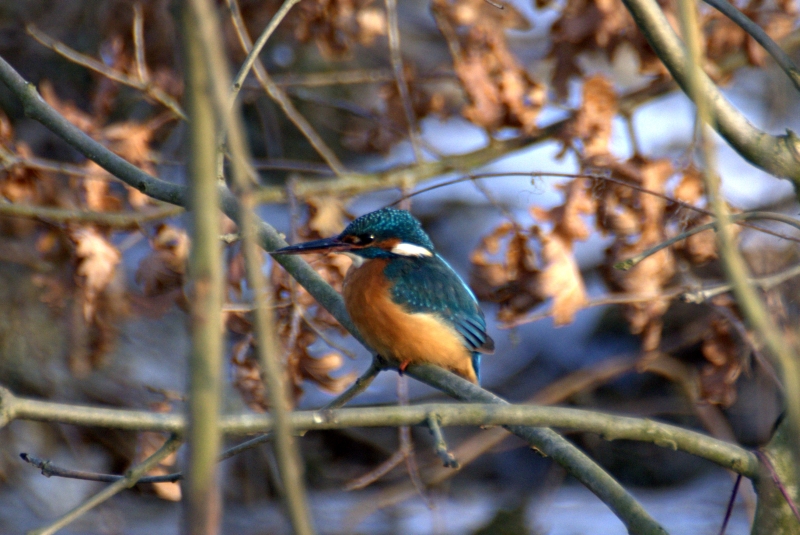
[620,0,800,183]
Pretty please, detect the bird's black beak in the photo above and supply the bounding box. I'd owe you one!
[272,236,352,255]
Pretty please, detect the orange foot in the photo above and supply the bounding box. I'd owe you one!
[398,361,409,375]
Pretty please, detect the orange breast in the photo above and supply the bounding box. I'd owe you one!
[343,259,477,383]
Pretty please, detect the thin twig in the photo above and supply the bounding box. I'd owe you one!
[286,88,445,159]
[503,287,686,328]
[0,146,101,177]
[26,24,186,120]
[132,3,148,83]
[27,435,182,535]
[427,414,459,468]
[343,449,406,491]
[717,473,742,535]
[272,69,396,87]
[20,452,181,484]
[681,262,800,303]
[226,0,346,175]
[322,358,383,409]
[0,200,182,227]
[616,211,800,271]
[702,0,800,92]
[385,0,424,162]
[398,375,430,505]
[300,311,358,360]
[754,451,800,524]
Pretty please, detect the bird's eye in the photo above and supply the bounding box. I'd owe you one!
[342,234,375,246]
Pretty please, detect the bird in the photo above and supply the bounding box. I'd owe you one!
[273,207,494,384]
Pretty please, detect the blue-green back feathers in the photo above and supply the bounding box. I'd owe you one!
[384,254,495,380]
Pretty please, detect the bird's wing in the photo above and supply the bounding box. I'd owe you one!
[386,255,495,355]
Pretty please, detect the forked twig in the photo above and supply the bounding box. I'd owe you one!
[27,435,181,535]
[26,24,186,119]
[226,0,346,175]
[754,450,800,524]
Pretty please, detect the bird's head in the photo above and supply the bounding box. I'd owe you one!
[273,207,435,260]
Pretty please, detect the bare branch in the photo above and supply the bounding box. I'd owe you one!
[26,24,186,120]
[226,0,346,175]
[27,435,182,535]
[620,0,800,183]
[385,0,424,162]
[702,0,800,92]
[2,387,758,480]
[0,200,182,227]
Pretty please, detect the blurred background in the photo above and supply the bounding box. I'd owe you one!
[0,0,798,532]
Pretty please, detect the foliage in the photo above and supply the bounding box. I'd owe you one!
[0,0,799,532]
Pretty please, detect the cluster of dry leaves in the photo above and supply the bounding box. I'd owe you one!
[469,71,755,407]
[228,196,358,411]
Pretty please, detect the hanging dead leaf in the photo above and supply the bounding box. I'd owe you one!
[573,76,618,157]
[534,227,588,325]
[699,319,743,406]
[134,402,181,501]
[134,225,190,315]
[72,228,122,322]
[307,196,349,237]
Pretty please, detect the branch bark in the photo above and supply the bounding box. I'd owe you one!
[0,387,758,478]
[182,1,226,533]
[620,0,800,183]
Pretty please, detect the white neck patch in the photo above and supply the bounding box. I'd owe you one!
[391,242,433,257]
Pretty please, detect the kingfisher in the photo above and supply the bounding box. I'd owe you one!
[273,207,494,383]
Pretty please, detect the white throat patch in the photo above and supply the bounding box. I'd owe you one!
[391,242,433,257]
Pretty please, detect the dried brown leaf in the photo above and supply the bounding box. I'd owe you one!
[72,228,122,322]
[700,319,743,406]
[574,76,617,157]
[135,225,189,314]
[535,227,588,325]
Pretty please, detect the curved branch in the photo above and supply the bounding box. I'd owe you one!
[702,0,800,92]
[620,0,800,183]
[1,387,758,479]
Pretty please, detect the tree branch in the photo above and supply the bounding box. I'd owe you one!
[26,24,186,120]
[27,435,182,535]
[182,1,227,531]
[701,0,800,92]
[619,0,800,183]
[1,387,758,479]
[0,201,182,227]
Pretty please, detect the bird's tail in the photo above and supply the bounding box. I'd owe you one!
[471,353,481,383]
